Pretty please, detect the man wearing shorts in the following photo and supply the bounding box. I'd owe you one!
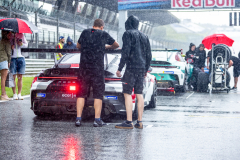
[115,15,152,129]
[75,19,119,127]
[228,56,240,91]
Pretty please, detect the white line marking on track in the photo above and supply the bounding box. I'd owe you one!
[22,95,30,98]
[186,92,194,99]
[145,125,153,128]
[0,95,30,103]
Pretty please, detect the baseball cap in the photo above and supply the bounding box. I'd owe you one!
[59,36,64,40]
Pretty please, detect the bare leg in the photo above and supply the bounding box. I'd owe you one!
[76,98,85,117]
[136,94,144,121]
[234,77,238,88]
[124,93,133,121]
[1,69,8,97]
[17,74,23,94]
[12,75,17,94]
[94,99,102,118]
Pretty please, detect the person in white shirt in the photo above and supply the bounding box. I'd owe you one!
[9,33,28,100]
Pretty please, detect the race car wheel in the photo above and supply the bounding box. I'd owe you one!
[33,111,46,117]
[180,72,187,92]
[148,81,157,108]
[197,72,209,92]
[33,111,39,116]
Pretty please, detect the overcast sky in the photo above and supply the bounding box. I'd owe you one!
[170,10,232,26]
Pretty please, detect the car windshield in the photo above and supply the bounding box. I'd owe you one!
[59,53,119,67]
[60,54,80,64]
[152,51,173,61]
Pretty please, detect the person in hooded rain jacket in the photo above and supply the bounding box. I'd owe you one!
[63,36,77,53]
[185,43,196,61]
[196,44,206,71]
[185,43,205,90]
[115,15,152,129]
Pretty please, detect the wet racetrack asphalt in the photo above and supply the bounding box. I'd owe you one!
[1,71,240,159]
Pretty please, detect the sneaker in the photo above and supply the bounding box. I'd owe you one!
[115,121,133,129]
[13,94,18,100]
[93,120,106,127]
[0,95,12,101]
[75,120,81,127]
[18,94,24,100]
[134,121,143,129]
[231,87,237,91]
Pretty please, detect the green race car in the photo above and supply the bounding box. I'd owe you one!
[150,50,190,92]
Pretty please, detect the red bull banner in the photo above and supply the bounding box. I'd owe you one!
[118,0,237,10]
[171,0,235,8]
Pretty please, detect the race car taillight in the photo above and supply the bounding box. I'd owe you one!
[69,86,76,91]
[70,64,79,68]
[105,78,121,81]
[131,89,136,103]
[31,77,38,87]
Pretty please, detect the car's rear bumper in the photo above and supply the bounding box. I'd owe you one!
[156,80,179,90]
[31,90,132,116]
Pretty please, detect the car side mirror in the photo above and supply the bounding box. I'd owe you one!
[147,67,152,73]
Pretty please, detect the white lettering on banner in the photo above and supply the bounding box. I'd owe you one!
[171,0,235,8]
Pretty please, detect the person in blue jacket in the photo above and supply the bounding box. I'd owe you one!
[62,36,77,55]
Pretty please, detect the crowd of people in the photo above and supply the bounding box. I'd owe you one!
[55,36,77,60]
[0,31,28,101]
[0,16,152,129]
[185,42,240,91]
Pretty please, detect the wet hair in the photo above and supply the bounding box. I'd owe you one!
[1,30,10,41]
[199,44,205,48]
[93,19,104,28]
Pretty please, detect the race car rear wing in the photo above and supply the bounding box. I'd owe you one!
[21,48,182,65]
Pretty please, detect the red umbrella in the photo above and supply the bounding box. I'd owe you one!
[0,18,32,34]
[202,34,234,49]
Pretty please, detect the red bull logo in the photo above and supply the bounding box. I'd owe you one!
[171,0,235,8]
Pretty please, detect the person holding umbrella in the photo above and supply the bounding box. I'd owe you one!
[10,33,28,100]
[0,18,34,100]
[0,30,13,100]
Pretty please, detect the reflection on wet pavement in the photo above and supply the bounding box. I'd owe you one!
[1,90,240,159]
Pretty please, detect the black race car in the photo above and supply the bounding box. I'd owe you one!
[30,53,157,119]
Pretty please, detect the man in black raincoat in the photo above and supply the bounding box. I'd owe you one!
[186,43,206,90]
[115,15,152,129]
[185,43,196,61]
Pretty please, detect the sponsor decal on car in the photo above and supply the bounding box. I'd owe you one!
[104,96,118,100]
[36,93,46,98]
[62,93,76,98]
[163,71,174,74]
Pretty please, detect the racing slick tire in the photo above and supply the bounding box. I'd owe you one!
[180,72,187,93]
[197,72,209,92]
[148,81,157,108]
